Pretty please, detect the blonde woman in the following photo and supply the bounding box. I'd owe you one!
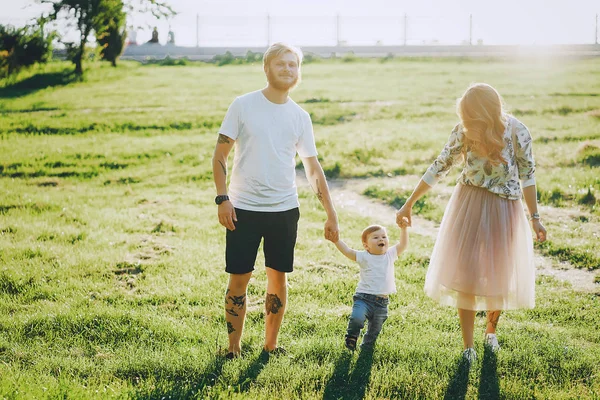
[395,83,547,364]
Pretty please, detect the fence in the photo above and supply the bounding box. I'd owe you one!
[158,13,600,48]
[2,12,599,49]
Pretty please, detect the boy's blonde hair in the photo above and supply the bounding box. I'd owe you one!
[457,83,508,166]
[263,42,303,68]
[362,225,386,243]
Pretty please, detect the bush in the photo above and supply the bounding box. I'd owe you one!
[380,53,394,63]
[342,52,358,63]
[303,53,320,64]
[323,162,342,179]
[576,142,600,167]
[245,51,262,63]
[0,24,54,78]
[578,187,597,206]
[158,56,190,66]
[213,51,236,66]
[538,187,570,206]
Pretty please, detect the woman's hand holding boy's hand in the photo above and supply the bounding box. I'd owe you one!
[396,205,412,228]
[398,216,410,229]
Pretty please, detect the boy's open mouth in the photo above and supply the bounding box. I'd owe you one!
[378,243,385,247]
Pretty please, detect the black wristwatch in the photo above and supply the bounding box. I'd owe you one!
[215,195,230,205]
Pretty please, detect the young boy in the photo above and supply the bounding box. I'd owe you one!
[333,221,409,350]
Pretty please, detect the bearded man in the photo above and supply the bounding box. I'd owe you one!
[212,43,339,359]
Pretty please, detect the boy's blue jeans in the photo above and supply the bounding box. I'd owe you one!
[346,293,389,347]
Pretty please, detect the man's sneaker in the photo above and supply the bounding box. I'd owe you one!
[462,348,477,365]
[484,333,500,352]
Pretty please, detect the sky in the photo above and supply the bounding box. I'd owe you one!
[1,0,599,47]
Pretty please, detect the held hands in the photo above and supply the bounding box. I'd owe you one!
[396,205,412,228]
[397,216,410,229]
[324,218,339,243]
[531,219,547,242]
[218,201,237,231]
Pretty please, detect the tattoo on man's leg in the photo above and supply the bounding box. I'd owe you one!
[226,308,239,316]
[265,293,283,315]
[217,134,230,144]
[225,289,230,305]
[227,321,235,334]
[229,294,246,308]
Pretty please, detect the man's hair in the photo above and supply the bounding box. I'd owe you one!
[263,42,303,68]
[361,225,386,243]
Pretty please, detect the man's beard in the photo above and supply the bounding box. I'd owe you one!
[266,69,299,91]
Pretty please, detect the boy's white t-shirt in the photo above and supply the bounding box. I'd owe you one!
[218,90,318,212]
[355,247,398,295]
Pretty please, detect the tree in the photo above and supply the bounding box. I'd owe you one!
[40,0,173,75]
[0,24,54,78]
[94,0,126,67]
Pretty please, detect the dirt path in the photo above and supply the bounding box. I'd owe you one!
[298,173,598,292]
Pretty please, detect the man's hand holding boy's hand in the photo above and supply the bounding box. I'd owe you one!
[324,218,339,243]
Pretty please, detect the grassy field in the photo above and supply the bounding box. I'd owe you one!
[0,56,599,399]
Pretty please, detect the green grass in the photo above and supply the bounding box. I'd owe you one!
[0,58,599,398]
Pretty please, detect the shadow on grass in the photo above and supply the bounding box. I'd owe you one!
[478,347,499,399]
[233,350,271,392]
[443,356,470,400]
[322,346,375,400]
[128,354,227,400]
[0,70,79,99]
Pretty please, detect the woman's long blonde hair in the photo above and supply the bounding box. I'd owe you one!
[457,83,508,165]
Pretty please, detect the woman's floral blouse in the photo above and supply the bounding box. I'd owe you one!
[422,115,536,200]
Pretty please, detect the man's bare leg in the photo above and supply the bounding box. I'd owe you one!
[485,310,501,334]
[264,267,287,351]
[225,272,252,355]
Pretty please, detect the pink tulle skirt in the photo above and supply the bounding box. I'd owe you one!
[424,184,535,311]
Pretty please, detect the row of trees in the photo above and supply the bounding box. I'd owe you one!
[0,0,173,77]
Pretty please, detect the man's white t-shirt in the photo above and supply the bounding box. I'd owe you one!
[219,90,318,212]
[355,247,398,295]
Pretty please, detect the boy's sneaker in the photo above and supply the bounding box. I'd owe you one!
[462,348,477,365]
[345,336,357,351]
[484,333,500,352]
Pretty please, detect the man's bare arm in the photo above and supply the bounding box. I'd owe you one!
[301,156,339,242]
[213,134,236,230]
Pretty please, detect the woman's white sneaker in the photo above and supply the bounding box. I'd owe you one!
[484,333,500,352]
[462,347,477,365]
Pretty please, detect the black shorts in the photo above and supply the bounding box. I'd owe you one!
[226,207,300,274]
